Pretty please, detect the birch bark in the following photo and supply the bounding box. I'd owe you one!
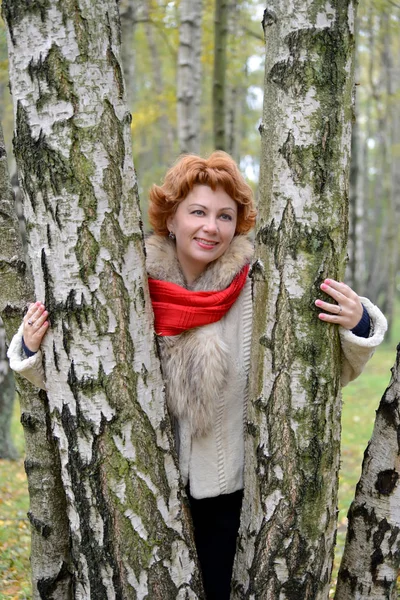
[213,0,229,150]
[347,108,366,295]
[233,2,356,598]
[0,122,71,598]
[2,1,202,597]
[177,0,203,154]
[335,346,400,599]
[119,0,137,108]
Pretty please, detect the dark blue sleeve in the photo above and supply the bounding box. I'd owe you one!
[350,304,371,338]
[22,336,37,357]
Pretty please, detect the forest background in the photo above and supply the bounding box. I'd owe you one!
[0,0,400,597]
[1,0,399,324]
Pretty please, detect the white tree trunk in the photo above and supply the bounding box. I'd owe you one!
[0,120,72,598]
[213,0,229,150]
[119,0,137,108]
[233,2,356,598]
[335,346,400,599]
[3,1,202,596]
[177,0,203,154]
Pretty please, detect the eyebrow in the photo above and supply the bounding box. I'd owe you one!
[188,203,236,212]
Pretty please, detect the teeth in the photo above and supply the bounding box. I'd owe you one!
[197,239,217,246]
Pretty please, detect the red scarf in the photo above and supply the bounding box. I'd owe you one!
[148,264,250,336]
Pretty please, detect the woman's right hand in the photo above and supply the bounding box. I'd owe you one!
[23,302,50,353]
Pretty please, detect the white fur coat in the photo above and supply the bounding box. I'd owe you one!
[146,234,253,438]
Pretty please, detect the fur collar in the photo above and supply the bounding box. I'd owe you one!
[145,233,253,291]
[146,233,253,438]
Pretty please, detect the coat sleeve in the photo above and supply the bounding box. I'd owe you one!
[7,323,47,390]
[340,297,387,387]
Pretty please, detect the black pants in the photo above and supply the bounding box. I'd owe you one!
[188,489,243,600]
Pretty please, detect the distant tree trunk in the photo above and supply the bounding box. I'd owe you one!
[143,0,174,164]
[119,0,137,108]
[213,0,228,150]
[0,317,17,459]
[177,0,202,154]
[383,15,400,341]
[347,111,366,295]
[0,121,72,598]
[3,1,202,597]
[335,345,400,599]
[233,2,356,598]
[225,0,242,162]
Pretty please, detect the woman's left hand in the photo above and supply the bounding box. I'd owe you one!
[315,279,363,330]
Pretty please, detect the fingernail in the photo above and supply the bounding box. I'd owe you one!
[321,284,328,290]
[325,279,331,284]
[315,300,322,307]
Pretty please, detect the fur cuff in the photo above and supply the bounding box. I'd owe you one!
[7,323,46,390]
[339,297,387,348]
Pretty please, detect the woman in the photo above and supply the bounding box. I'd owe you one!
[9,152,387,599]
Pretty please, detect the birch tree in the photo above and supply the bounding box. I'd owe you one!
[335,345,400,599]
[119,0,137,108]
[213,0,229,150]
[0,122,71,597]
[177,0,203,154]
[2,1,202,597]
[233,2,356,598]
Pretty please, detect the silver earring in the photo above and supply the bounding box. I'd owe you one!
[169,231,176,240]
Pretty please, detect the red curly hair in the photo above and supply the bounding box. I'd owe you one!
[148,151,257,236]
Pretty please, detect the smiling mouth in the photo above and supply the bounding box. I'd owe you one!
[195,238,219,247]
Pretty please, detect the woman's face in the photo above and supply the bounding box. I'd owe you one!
[167,184,238,284]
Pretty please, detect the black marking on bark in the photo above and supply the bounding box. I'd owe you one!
[372,518,391,552]
[20,412,39,431]
[75,224,99,283]
[246,422,258,438]
[46,224,52,249]
[259,335,271,349]
[1,303,22,319]
[27,511,52,538]
[53,340,60,372]
[37,561,72,599]
[249,259,264,280]
[60,402,124,599]
[62,320,71,358]
[346,503,372,543]
[24,458,41,474]
[64,289,90,332]
[41,248,56,316]
[1,0,51,45]
[337,567,358,593]
[375,469,399,495]
[106,47,125,101]
[27,44,79,112]
[124,111,132,125]
[262,9,277,29]
[257,220,277,250]
[371,547,384,581]
[100,100,125,170]
[14,103,73,217]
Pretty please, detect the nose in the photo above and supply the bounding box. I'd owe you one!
[203,216,218,234]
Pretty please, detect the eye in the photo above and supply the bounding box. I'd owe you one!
[191,209,205,216]
[220,213,233,221]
